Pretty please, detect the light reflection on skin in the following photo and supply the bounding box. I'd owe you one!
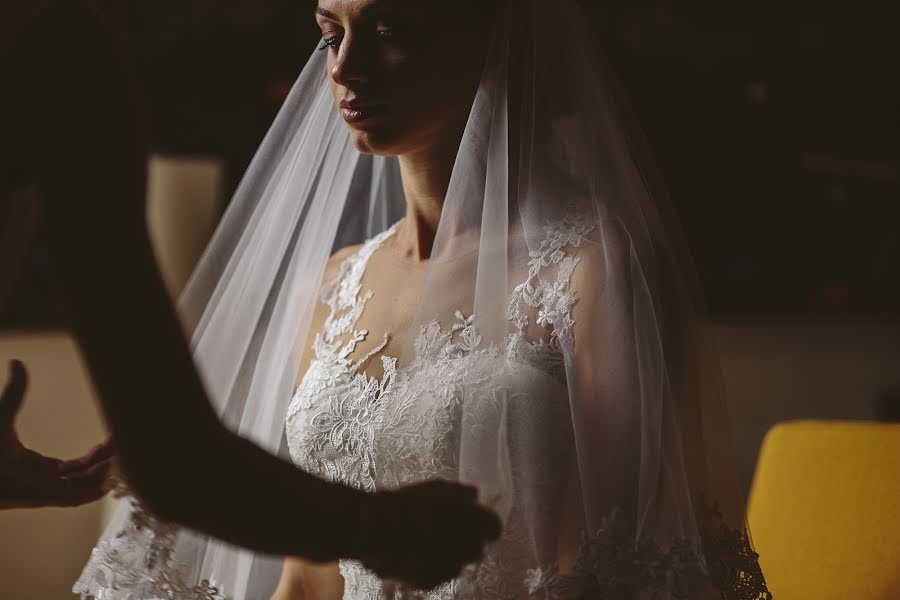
[314,0,489,158]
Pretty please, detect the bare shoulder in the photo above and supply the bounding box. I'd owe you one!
[329,242,364,265]
[571,217,631,284]
[321,242,364,283]
[567,215,634,321]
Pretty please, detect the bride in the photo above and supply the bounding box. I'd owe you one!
[77,1,771,598]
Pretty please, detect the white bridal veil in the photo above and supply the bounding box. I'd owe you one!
[76,1,771,598]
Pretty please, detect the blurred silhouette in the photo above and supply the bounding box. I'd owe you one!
[0,0,499,589]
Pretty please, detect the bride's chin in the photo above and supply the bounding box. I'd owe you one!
[349,130,405,158]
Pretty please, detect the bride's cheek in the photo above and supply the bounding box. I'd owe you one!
[382,48,413,80]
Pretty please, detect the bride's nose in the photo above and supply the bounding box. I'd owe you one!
[330,37,371,87]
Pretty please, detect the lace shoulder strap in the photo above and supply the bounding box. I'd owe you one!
[506,209,598,352]
[315,223,399,359]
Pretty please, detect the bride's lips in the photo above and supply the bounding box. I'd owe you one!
[339,100,385,125]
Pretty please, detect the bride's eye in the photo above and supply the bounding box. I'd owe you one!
[376,17,406,41]
[318,35,343,51]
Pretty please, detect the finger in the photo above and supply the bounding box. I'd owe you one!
[0,360,28,423]
[415,561,465,591]
[61,456,113,483]
[19,447,66,473]
[459,484,478,501]
[449,539,484,570]
[55,466,112,506]
[58,439,115,474]
[21,471,110,509]
[477,507,503,541]
[412,545,475,589]
[57,483,109,507]
[457,532,487,565]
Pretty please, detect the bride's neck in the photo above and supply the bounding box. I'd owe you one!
[396,135,461,263]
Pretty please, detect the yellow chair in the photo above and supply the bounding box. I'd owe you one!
[748,421,900,599]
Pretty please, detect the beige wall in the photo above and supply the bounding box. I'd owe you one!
[145,156,223,296]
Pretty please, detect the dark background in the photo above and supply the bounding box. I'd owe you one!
[4,0,899,327]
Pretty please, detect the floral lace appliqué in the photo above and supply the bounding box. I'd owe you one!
[73,485,228,600]
[524,506,772,600]
[506,210,597,380]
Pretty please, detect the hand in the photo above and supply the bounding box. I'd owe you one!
[353,480,502,590]
[0,359,114,509]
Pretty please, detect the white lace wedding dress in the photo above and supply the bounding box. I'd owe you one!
[74,211,767,600]
[287,212,739,600]
[286,215,594,599]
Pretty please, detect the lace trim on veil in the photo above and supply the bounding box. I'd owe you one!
[73,486,227,600]
[525,506,771,600]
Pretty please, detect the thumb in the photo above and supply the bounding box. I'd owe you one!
[0,360,28,424]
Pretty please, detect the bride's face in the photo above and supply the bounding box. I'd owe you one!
[315,0,489,156]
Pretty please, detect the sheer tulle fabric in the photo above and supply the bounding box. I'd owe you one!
[75,2,770,599]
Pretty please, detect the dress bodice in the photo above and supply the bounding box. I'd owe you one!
[285,214,596,599]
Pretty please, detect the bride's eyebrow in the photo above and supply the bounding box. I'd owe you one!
[315,7,339,21]
[317,0,410,23]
